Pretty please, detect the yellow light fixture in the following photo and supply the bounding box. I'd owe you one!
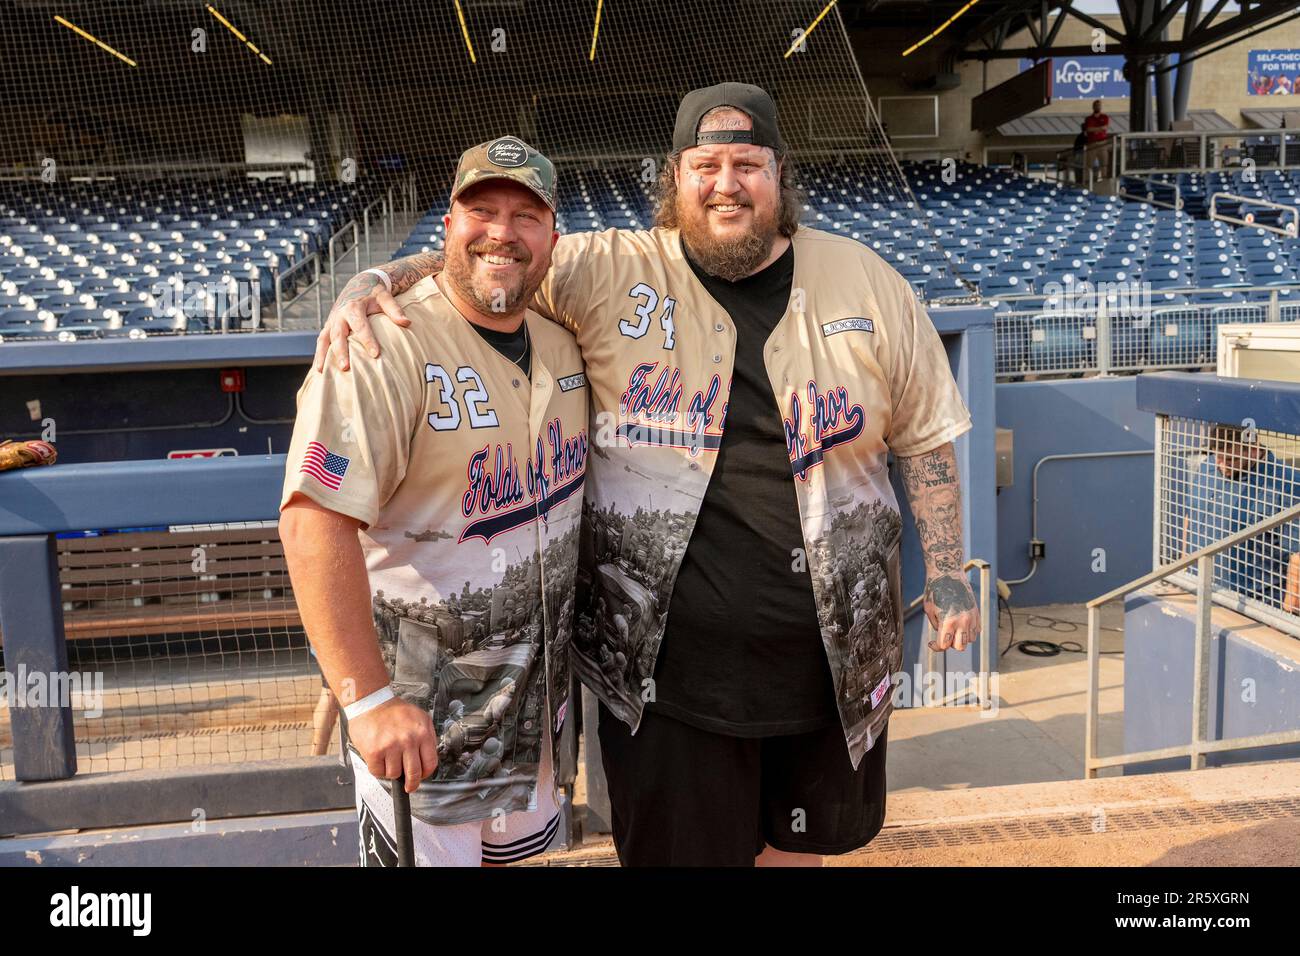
[207,5,273,65]
[53,16,137,67]
[903,0,982,57]
[454,0,477,64]
[589,0,605,62]
[784,0,838,59]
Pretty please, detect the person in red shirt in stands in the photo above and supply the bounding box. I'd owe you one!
[1082,99,1111,182]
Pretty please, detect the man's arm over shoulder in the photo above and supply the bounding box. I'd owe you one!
[533,230,603,334]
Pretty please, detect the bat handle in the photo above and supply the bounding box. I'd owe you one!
[391,778,415,867]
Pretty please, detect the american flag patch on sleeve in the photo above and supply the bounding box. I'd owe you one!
[301,440,350,491]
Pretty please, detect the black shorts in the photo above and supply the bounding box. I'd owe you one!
[597,702,888,866]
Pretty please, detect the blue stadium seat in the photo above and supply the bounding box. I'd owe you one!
[0,308,50,341]
[1148,307,1211,367]
[1028,311,1096,372]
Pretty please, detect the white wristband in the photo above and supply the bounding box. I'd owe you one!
[361,268,393,294]
[344,685,394,721]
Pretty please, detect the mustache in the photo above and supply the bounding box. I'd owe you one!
[704,194,751,207]
[466,240,531,262]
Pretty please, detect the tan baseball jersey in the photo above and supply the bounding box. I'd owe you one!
[280,275,588,826]
[537,225,970,769]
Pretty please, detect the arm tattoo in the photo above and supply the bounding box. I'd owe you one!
[926,574,976,616]
[898,443,964,577]
[338,280,377,307]
[386,252,445,296]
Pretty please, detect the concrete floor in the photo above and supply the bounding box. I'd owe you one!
[888,600,1129,790]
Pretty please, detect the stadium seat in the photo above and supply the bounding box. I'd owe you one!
[1148,307,1211,367]
[0,307,50,340]
[1028,311,1096,372]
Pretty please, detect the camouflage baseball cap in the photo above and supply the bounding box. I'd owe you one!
[450,136,556,212]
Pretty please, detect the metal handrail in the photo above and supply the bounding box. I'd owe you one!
[327,220,361,300]
[385,185,396,248]
[992,281,1300,302]
[904,558,994,710]
[1085,500,1300,778]
[1114,127,1300,176]
[1118,174,1182,212]
[273,251,323,330]
[218,274,262,332]
[1209,192,1300,238]
[361,195,387,267]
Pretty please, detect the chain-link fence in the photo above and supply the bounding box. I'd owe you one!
[994,287,1297,379]
[1156,415,1300,637]
[0,519,329,781]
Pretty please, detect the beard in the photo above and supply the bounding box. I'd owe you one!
[443,240,539,316]
[677,194,780,281]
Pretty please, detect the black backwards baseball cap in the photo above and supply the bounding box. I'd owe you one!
[672,82,786,154]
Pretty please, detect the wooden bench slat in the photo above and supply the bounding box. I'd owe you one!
[60,557,290,584]
[57,526,280,552]
[61,574,294,603]
[0,531,302,644]
[63,605,302,639]
[59,542,285,569]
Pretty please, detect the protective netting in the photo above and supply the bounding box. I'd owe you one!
[0,0,962,343]
[0,1,951,778]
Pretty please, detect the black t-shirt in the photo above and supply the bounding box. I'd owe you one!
[649,241,839,737]
[470,320,531,378]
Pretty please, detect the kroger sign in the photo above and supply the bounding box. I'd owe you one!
[1019,55,1160,100]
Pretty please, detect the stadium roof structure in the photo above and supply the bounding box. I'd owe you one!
[860,0,1300,142]
[1242,109,1300,130]
[997,108,1233,137]
[939,0,1300,61]
[836,0,1299,58]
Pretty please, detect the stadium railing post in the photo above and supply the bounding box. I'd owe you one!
[385,186,395,248]
[273,265,284,329]
[0,535,78,781]
[315,256,324,328]
[253,276,263,331]
[364,207,372,267]
[1085,602,1102,779]
[1096,294,1112,377]
[1191,554,1214,772]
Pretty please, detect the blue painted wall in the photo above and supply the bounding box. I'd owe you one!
[996,377,1155,607]
[899,308,1000,687]
[1123,591,1300,774]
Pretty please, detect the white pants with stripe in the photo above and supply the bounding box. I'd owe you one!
[351,729,561,867]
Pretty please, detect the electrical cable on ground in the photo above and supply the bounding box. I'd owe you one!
[998,596,1124,658]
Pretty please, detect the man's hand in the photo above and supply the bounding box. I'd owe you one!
[314,271,411,372]
[346,694,439,794]
[922,570,980,652]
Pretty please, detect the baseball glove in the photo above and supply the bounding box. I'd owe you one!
[0,439,57,472]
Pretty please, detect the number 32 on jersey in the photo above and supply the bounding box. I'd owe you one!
[618,282,676,349]
[425,364,499,430]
